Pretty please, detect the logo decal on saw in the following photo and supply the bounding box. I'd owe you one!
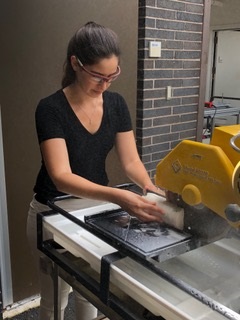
[172,159,182,173]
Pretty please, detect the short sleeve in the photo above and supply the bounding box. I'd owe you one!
[105,91,132,133]
[35,95,66,144]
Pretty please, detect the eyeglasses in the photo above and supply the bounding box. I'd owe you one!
[77,57,121,84]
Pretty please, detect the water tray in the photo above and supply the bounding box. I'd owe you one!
[84,208,197,261]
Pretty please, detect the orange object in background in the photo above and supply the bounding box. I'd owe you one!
[204,101,213,108]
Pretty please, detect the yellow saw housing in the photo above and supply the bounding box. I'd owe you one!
[155,125,240,228]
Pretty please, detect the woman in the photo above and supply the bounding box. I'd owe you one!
[27,21,163,320]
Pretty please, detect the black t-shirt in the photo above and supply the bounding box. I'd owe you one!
[33,89,132,201]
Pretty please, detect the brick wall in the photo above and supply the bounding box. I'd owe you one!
[137,0,204,179]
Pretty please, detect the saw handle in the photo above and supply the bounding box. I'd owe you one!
[230,133,240,153]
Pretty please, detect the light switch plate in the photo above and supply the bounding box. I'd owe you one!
[166,86,172,100]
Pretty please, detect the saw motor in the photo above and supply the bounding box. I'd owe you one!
[154,125,240,242]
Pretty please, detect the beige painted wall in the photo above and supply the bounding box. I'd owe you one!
[0,0,138,301]
[211,0,240,28]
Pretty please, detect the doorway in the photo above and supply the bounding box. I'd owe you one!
[209,29,240,107]
[0,109,13,310]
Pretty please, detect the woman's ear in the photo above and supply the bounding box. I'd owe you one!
[70,55,79,71]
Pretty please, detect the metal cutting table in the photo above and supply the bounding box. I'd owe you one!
[37,194,240,320]
[204,106,240,138]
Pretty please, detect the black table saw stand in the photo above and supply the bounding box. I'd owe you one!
[37,210,165,320]
[37,201,240,320]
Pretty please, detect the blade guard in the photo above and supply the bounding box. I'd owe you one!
[155,140,240,228]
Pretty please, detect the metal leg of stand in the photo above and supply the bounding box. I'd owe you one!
[0,277,3,320]
[53,263,61,320]
[210,116,217,138]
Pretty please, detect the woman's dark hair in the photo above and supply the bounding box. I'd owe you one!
[61,21,121,88]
